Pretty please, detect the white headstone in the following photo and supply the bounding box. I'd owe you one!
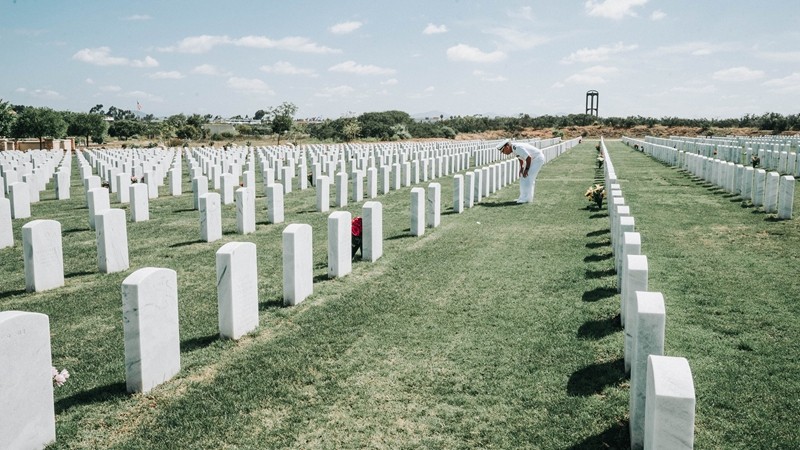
[169,168,182,196]
[366,167,378,199]
[220,173,236,205]
[192,176,208,210]
[465,172,475,208]
[328,211,352,278]
[235,187,256,234]
[316,175,330,212]
[764,172,780,213]
[87,187,110,231]
[96,208,129,273]
[216,242,259,340]
[122,267,181,393]
[282,166,293,194]
[0,197,13,249]
[199,193,222,242]
[9,182,31,219]
[283,223,313,306]
[0,311,56,449]
[752,169,766,206]
[335,172,348,207]
[644,355,696,450]
[427,183,441,228]
[630,291,666,448]
[453,175,464,213]
[410,187,425,236]
[267,183,284,224]
[129,183,150,222]
[623,254,648,373]
[362,201,383,262]
[22,219,64,292]
[55,170,70,200]
[778,175,795,219]
[116,174,131,204]
[351,170,364,203]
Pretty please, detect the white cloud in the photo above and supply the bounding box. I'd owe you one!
[16,87,64,100]
[99,85,122,92]
[671,84,717,94]
[260,61,317,76]
[124,14,152,21]
[758,51,800,62]
[85,78,94,84]
[149,71,184,79]
[763,72,800,93]
[329,21,363,34]
[473,70,507,82]
[561,42,638,64]
[72,47,158,67]
[158,35,231,53]
[235,36,340,53]
[381,78,398,85]
[509,6,534,21]
[315,85,355,97]
[227,77,274,95]
[584,0,648,20]
[657,41,732,56]
[483,27,549,51]
[423,23,448,35]
[329,60,396,75]
[424,86,435,92]
[159,34,340,54]
[446,44,506,63]
[712,66,765,82]
[650,10,666,20]
[191,64,229,76]
[119,90,163,102]
[560,65,619,85]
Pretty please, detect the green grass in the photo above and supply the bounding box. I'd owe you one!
[1,140,798,449]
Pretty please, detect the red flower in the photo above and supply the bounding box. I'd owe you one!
[351,217,362,237]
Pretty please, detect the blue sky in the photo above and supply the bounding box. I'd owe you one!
[2,0,798,120]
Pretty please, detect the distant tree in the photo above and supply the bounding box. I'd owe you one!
[11,107,68,148]
[108,119,145,140]
[342,119,361,141]
[89,104,105,115]
[0,99,16,137]
[67,112,109,145]
[254,109,267,121]
[357,110,412,140]
[268,102,298,145]
[106,106,135,121]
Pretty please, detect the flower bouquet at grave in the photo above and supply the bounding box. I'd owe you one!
[596,154,604,169]
[751,155,760,168]
[52,366,70,387]
[351,216,363,260]
[584,184,606,209]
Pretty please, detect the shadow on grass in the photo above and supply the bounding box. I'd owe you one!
[586,229,610,237]
[586,241,610,249]
[172,208,196,213]
[295,209,318,215]
[584,252,612,262]
[55,381,128,414]
[478,201,522,207]
[567,357,625,397]
[170,239,204,248]
[589,213,608,219]
[259,297,284,311]
[314,273,332,283]
[585,268,616,279]
[386,231,415,241]
[566,420,629,450]
[63,227,91,235]
[66,270,95,279]
[0,288,27,299]
[582,286,617,302]
[181,333,218,353]
[578,315,620,340]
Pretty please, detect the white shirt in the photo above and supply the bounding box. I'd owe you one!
[510,142,544,162]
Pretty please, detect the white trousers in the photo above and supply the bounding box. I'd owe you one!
[518,156,545,202]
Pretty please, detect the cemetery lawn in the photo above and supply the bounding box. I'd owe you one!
[0,140,797,449]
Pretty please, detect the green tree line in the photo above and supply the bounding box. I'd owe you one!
[2,98,799,148]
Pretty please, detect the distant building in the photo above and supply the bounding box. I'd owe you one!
[1,138,74,151]
[202,123,238,136]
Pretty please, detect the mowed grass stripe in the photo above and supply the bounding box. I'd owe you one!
[605,139,800,449]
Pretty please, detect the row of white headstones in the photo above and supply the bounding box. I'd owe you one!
[601,137,697,450]
[0,137,580,449]
[623,136,796,219]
